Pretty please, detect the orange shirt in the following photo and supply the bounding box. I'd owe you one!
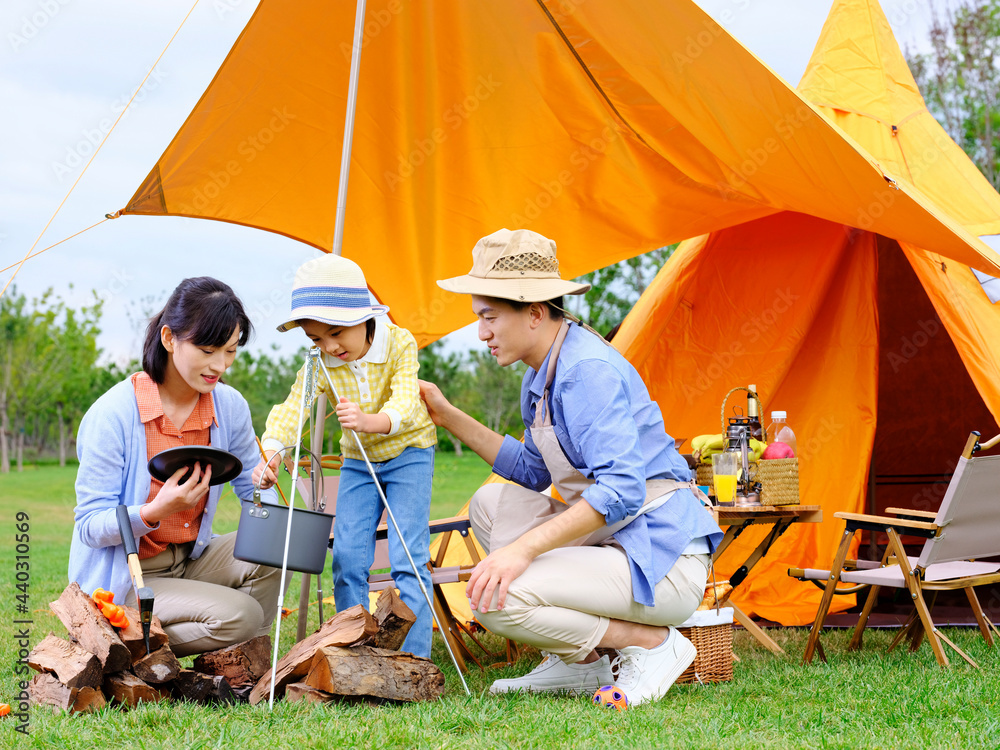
[132,372,217,559]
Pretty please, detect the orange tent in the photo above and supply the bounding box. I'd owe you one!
[612,0,1000,625]
[120,0,998,349]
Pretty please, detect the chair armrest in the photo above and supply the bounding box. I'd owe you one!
[884,507,937,520]
[833,511,938,537]
[375,515,472,540]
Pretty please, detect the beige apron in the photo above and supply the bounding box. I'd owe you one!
[530,323,699,547]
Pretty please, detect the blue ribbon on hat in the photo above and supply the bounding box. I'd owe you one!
[291,286,373,310]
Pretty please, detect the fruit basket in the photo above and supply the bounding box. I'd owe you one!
[693,386,800,505]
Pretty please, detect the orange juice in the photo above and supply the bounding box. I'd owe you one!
[713,474,738,505]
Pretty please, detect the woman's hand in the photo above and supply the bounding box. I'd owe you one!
[466,543,533,613]
[252,451,279,489]
[142,462,212,525]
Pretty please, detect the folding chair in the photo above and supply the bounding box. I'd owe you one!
[794,431,1000,668]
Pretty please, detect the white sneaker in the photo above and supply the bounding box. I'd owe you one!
[489,652,614,696]
[612,627,696,706]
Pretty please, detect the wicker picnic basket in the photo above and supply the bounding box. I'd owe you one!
[675,606,734,684]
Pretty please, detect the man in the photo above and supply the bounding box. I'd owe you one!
[419,228,722,705]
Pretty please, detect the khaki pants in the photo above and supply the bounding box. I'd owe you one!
[128,532,283,657]
[470,483,709,663]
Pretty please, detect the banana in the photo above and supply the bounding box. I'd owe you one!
[691,434,767,464]
[690,434,725,452]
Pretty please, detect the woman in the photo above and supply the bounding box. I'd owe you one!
[70,277,282,657]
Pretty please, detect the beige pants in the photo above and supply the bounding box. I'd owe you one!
[470,483,709,663]
[128,532,283,657]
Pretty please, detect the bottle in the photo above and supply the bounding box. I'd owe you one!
[747,385,763,442]
[768,411,797,455]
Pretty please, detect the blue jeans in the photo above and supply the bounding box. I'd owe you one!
[331,445,434,658]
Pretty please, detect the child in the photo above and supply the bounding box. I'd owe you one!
[253,255,438,658]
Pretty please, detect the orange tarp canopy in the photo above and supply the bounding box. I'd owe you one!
[612,0,1000,624]
[122,0,999,347]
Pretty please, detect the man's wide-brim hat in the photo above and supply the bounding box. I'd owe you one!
[437,228,591,302]
[277,254,389,332]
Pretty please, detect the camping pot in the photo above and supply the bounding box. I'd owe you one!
[234,493,333,574]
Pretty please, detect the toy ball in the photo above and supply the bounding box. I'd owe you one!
[592,685,628,711]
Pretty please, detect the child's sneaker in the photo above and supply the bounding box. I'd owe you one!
[489,652,614,696]
[611,627,696,706]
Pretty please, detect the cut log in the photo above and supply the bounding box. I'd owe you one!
[372,588,416,652]
[132,645,182,685]
[49,583,130,673]
[103,671,170,707]
[28,673,107,714]
[249,605,378,705]
[285,682,333,705]
[169,670,236,705]
[193,635,271,687]
[27,633,103,689]
[119,605,170,661]
[304,646,444,703]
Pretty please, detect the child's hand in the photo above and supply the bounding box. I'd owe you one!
[253,452,279,489]
[336,397,369,432]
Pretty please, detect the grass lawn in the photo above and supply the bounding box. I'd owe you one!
[2,459,1000,749]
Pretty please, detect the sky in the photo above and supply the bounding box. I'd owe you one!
[1,0,944,365]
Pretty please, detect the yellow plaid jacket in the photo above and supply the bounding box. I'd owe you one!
[262,319,436,462]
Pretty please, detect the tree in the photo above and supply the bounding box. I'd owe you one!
[224,346,306,438]
[908,0,1000,188]
[0,287,104,471]
[458,350,526,438]
[568,245,676,337]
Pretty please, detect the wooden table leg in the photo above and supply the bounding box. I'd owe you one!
[731,602,785,655]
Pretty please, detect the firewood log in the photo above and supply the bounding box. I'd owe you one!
[371,589,416,652]
[168,670,236,705]
[49,583,130,674]
[118,605,170,661]
[27,633,102,689]
[193,635,271,687]
[249,605,378,705]
[103,672,170,707]
[304,645,444,703]
[285,682,333,705]
[132,646,182,685]
[28,673,106,714]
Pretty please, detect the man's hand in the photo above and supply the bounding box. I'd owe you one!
[418,380,451,427]
[465,543,533,613]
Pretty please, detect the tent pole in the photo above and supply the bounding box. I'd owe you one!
[331,0,368,257]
